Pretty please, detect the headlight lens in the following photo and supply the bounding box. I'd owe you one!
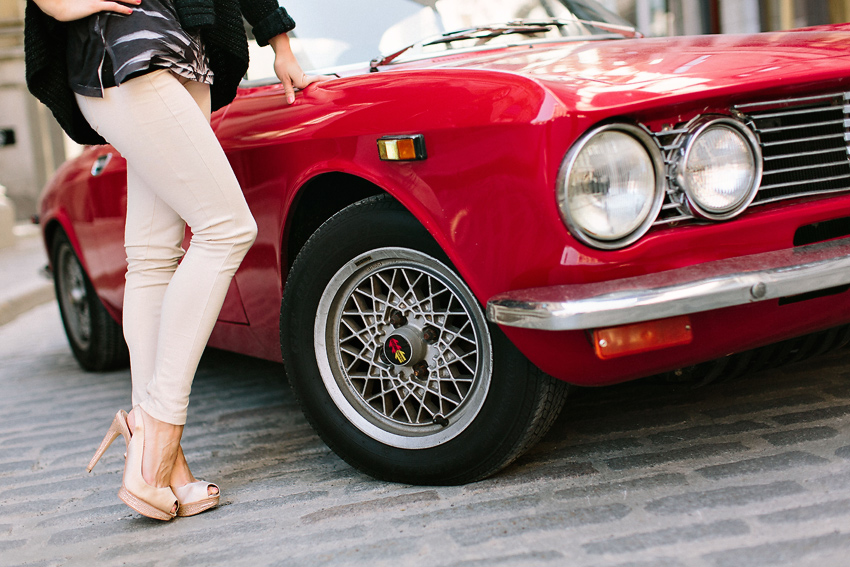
[558,126,663,248]
[680,120,761,218]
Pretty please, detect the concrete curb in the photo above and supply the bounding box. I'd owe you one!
[0,281,55,327]
[0,223,55,327]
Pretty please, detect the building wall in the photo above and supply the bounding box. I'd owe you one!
[0,0,66,220]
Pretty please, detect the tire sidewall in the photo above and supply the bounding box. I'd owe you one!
[282,197,544,484]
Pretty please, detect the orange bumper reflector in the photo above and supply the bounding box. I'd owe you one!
[593,315,693,360]
[377,134,427,161]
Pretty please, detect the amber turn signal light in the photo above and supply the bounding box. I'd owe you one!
[593,315,693,360]
[378,134,427,161]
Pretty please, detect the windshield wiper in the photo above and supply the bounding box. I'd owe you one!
[370,18,641,71]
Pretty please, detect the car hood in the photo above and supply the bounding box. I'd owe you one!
[424,28,850,108]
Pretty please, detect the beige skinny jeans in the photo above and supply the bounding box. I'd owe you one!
[76,69,257,425]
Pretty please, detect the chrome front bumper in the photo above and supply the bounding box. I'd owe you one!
[486,237,850,331]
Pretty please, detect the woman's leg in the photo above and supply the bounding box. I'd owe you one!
[76,69,257,486]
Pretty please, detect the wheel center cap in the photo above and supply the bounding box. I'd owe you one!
[384,334,414,366]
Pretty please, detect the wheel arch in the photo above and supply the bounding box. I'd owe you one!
[281,169,487,310]
[282,172,384,275]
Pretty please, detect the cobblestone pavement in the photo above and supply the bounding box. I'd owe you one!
[2,302,850,567]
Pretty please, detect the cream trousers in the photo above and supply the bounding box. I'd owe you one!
[76,70,257,425]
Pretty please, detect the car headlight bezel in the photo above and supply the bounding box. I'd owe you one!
[557,123,666,250]
[676,117,763,221]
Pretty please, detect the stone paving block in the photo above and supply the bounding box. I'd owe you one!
[568,412,692,435]
[771,405,850,425]
[301,490,441,524]
[696,451,830,479]
[0,498,65,519]
[449,504,632,546]
[756,498,850,524]
[582,519,749,555]
[554,473,688,501]
[398,493,550,528]
[606,559,685,567]
[34,503,129,529]
[644,480,805,515]
[824,383,850,398]
[702,395,823,419]
[443,551,565,567]
[0,539,28,553]
[0,460,35,475]
[647,421,770,445]
[492,460,598,483]
[605,442,747,471]
[523,438,643,461]
[702,530,850,567]
[761,426,838,446]
[5,302,850,567]
[272,535,430,566]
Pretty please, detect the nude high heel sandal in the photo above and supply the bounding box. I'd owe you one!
[88,409,178,521]
[173,480,220,516]
[87,409,131,473]
[118,414,178,521]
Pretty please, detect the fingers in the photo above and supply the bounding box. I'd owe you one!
[283,80,296,105]
[299,74,333,88]
[100,0,140,16]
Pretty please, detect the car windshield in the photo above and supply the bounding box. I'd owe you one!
[245,0,632,79]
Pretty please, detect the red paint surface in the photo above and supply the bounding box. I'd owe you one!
[39,27,850,384]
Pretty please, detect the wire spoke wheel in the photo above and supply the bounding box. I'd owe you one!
[51,230,128,371]
[56,241,93,351]
[282,195,567,484]
[316,248,492,448]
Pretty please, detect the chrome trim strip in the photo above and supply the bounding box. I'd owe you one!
[754,186,850,206]
[759,172,850,191]
[735,93,842,110]
[754,118,845,134]
[763,160,850,176]
[752,106,845,120]
[763,147,846,161]
[487,237,850,331]
[761,132,845,147]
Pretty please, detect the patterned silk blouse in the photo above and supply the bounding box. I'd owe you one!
[67,0,213,97]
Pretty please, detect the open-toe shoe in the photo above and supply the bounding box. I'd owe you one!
[173,480,220,516]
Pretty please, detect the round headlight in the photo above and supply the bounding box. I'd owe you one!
[679,119,761,219]
[558,125,664,249]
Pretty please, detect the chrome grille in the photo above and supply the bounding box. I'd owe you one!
[736,93,850,204]
[651,92,850,226]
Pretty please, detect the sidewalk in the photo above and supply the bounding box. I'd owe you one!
[0,222,54,327]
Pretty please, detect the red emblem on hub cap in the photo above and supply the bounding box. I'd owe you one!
[384,336,411,365]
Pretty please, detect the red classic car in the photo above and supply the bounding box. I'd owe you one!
[39,0,850,484]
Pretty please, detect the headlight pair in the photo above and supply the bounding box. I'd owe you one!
[557,118,762,249]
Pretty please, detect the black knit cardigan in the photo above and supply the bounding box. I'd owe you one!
[24,0,295,145]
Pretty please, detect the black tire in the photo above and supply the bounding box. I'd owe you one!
[281,195,568,485]
[51,230,129,371]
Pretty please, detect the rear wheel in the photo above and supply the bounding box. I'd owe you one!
[281,195,567,485]
[52,230,129,371]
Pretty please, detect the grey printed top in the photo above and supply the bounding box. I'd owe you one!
[67,0,213,97]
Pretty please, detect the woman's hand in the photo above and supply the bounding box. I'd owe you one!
[268,33,331,105]
[31,0,141,22]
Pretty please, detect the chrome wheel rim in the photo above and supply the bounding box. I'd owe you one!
[315,248,492,449]
[57,244,92,350]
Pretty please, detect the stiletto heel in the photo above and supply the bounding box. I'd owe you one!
[174,480,220,516]
[87,409,131,473]
[119,413,178,521]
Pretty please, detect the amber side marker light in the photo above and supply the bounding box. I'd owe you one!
[593,315,693,360]
[378,134,427,161]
